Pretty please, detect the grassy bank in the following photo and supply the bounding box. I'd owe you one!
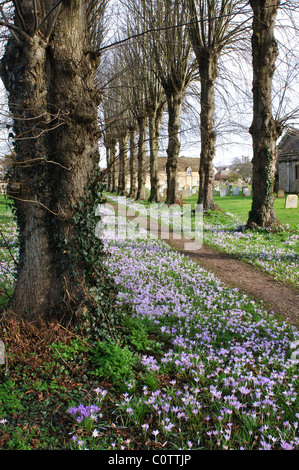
[186,192,299,230]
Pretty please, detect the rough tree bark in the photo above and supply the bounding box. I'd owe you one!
[118,130,129,196]
[129,123,137,198]
[136,115,147,201]
[106,143,111,192]
[187,0,249,211]
[165,90,185,205]
[197,50,219,210]
[110,139,117,193]
[247,0,282,228]
[148,101,165,203]
[0,0,102,321]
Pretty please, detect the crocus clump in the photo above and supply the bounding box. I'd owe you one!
[104,194,299,287]
[69,206,298,450]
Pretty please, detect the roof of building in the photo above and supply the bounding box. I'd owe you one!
[278,128,299,156]
[146,156,200,172]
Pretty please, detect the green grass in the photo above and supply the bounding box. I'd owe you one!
[185,192,299,230]
[181,192,299,287]
[104,191,299,287]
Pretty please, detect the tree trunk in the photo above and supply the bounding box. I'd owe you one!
[0,1,101,322]
[118,131,129,196]
[111,140,117,193]
[129,125,137,198]
[136,116,147,201]
[106,144,111,191]
[148,103,164,203]
[165,91,184,205]
[197,51,219,211]
[247,0,282,228]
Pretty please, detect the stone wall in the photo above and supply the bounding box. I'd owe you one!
[278,154,299,194]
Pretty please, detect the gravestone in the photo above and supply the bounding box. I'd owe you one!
[285,194,298,209]
[182,189,191,199]
[192,187,198,195]
[220,188,227,197]
[277,189,285,198]
[244,188,251,197]
[232,187,239,196]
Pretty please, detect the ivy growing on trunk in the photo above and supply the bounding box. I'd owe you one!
[67,174,122,342]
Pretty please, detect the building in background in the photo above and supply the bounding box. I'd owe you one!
[277,128,299,194]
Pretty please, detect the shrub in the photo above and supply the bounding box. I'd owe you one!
[89,340,138,386]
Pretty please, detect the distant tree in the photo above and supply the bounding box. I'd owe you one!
[117,33,148,200]
[119,0,168,203]
[226,171,240,183]
[187,0,249,211]
[231,157,253,181]
[124,0,198,204]
[128,118,138,198]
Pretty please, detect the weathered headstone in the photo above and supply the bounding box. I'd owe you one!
[244,188,251,197]
[232,187,239,196]
[285,194,298,209]
[182,189,191,199]
[192,187,198,195]
[220,188,227,197]
[277,189,285,198]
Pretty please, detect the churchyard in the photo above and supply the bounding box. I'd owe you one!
[0,191,298,450]
[186,190,299,287]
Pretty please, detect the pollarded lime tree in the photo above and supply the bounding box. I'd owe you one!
[124,0,198,205]
[0,0,118,331]
[246,0,283,228]
[187,0,249,211]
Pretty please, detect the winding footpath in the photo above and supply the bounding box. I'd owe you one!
[104,197,299,329]
[166,237,299,329]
